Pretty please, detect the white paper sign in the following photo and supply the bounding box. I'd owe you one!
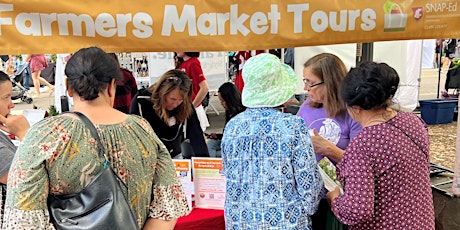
[192,157,225,210]
[22,109,46,126]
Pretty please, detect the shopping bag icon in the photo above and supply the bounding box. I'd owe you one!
[383,3,407,32]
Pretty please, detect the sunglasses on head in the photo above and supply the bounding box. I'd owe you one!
[166,77,181,82]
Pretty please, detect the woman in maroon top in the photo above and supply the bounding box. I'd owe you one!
[327,61,435,229]
[175,52,210,131]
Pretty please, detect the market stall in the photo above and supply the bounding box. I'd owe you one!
[1,0,460,228]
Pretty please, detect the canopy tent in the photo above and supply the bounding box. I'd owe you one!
[422,39,437,69]
[2,0,460,195]
[0,0,459,54]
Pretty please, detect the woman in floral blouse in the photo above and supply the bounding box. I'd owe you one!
[2,47,189,229]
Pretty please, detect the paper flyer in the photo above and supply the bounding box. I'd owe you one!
[192,157,225,210]
[172,159,193,210]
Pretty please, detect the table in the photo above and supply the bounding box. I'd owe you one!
[174,208,225,230]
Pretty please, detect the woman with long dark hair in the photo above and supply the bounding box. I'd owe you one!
[206,82,246,157]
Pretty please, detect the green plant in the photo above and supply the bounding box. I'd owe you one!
[48,105,59,116]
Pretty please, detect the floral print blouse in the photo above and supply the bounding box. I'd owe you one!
[222,108,325,230]
[2,115,190,229]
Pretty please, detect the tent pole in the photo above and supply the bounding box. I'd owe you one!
[437,39,443,99]
[361,43,373,63]
[356,43,362,66]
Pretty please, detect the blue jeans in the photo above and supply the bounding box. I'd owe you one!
[23,64,31,90]
[206,139,222,157]
[17,63,31,90]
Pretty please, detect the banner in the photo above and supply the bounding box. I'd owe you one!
[0,0,459,53]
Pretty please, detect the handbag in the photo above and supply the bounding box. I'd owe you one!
[47,112,139,230]
[181,120,195,159]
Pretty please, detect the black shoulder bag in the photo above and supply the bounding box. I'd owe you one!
[47,112,138,230]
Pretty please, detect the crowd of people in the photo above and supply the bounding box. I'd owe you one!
[0,47,437,229]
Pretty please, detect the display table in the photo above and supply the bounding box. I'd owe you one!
[174,208,225,230]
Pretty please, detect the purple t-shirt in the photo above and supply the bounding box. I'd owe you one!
[296,99,362,164]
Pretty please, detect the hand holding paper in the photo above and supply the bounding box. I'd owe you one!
[310,129,345,163]
[310,128,331,153]
[326,186,341,206]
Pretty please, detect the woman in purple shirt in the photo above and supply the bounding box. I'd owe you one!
[327,61,435,229]
[297,53,361,230]
[297,53,362,165]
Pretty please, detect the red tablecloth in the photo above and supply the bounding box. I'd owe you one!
[174,208,225,230]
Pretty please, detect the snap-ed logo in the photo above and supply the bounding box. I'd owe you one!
[412,7,423,21]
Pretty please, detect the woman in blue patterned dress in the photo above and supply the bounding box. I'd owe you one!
[221,53,325,230]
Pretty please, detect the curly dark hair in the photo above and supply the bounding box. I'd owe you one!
[341,61,399,110]
[65,47,122,100]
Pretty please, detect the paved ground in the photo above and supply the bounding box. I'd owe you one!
[419,68,450,100]
[12,86,56,111]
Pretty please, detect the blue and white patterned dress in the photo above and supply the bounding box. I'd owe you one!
[222,108,325,230]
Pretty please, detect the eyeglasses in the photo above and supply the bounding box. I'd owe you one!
[303,79,324,88]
